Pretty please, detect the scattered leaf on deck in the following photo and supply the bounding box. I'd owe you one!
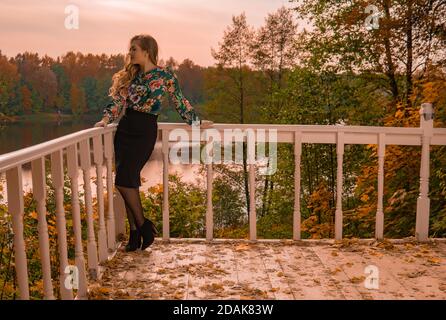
[350,276,365,284]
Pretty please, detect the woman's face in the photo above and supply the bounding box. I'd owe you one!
[129,40,148,66]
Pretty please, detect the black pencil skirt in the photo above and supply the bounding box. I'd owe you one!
[113,108,158,188]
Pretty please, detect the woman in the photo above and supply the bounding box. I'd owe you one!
[94,34,212,252]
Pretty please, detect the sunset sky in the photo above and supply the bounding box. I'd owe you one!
[0,0,300,67]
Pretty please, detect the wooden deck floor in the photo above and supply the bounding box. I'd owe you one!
[88,238,446,300]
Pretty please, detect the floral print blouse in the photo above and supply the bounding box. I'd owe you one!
[102,66,200,125]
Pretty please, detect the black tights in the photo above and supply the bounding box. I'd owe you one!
[116,185,145,230]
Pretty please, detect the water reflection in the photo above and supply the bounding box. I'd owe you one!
[0,115,99,155]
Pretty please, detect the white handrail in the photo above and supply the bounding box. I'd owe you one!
[2,123,446,172]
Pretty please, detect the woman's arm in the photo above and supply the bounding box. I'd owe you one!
[102,96,125,123]
[164,68,200,126]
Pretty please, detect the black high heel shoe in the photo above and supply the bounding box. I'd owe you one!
[125,229,141,252]
[140,218,155,250]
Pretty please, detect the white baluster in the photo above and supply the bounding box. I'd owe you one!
[293,131,302,240]
[66,144,88,299]
[247,129,256,241]
[104,132,118,245]
[375,133,386,240]
[416,103,434,241]
[50,150,73,299]
[92,135,108,262]
[5,166,29,299]
[204,129,214,241]
[31,157,55,299]
[162,130,170,241]
[79,139,99,279]
[335,131,344,240]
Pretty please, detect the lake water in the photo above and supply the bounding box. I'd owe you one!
[0,115,109,155]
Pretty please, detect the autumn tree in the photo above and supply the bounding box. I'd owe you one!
[95,75,113,113]
[51,63,70,113]
[20,85,32,115]
[69,83,86,116]
[32,66,57,111]
[12,52,58,112]
[349,65,446,238]
[251,6,300,92]
[290,0,446,112]
[210,12,256,215]
[165,57,179,69]
[249,6,301,217]
[0,52,19,114]
[176,58,205,104]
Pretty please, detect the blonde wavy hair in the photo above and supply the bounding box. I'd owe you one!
[109,34,159,99]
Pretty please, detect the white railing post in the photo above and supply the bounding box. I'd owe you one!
[5,166,29,299]
[50,150,73,300]
[416,103,434,241]
[104,132,120,243]
[31,157,55,299]
[247,130,256,241]
[79,139,99,278]
[204,129,214,242]
[92,135,108,262]
[335,131,345,240]
[162,130,170,241]
[293,131,302,240]
[375,133,386,240]
[66,144,88,299]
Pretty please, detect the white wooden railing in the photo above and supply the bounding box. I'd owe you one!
[0,128,121,300]
[0,103,445,300]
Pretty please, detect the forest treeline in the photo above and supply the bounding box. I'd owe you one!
[0,51,205,121]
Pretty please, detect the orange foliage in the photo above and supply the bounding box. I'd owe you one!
[351,65,446,237]
[302,181,335,238]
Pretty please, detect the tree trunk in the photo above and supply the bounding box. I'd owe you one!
[383,0,399,104]
[405,0,414,111]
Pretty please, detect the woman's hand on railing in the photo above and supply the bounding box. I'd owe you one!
[200,119,213,129]
[94,118,109,128]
